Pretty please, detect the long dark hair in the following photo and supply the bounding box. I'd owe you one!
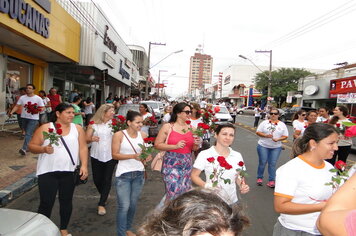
[292,109,306,121]
[329,105,349,125]
[292,123,339,157]
[51,103,74,122]
[169,102,191,123]
[140,103,149,113]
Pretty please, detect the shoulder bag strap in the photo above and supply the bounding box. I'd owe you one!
[165,124,173,144]
[60,136,75,166]
[122,131,138,154]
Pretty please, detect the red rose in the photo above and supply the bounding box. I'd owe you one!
[214,106,220,113]
[55,123,62,128]
[208,109,213,114]
[117,115,126,122]
[204,113,209,118]
[186,120,191,125]
[217,156,225,163]
[269,121,272,123]
[56,129,63,135]
[112,118,118,125]
[304,125,308,128]
[89,121,95,125]
[207,157,215,163]
[335,160,347,170]
[144,137,155,143]
[197,123,205,128]
[238,161,244,167]
[274,122,278,125]
[48,128,54,133]
[336,123,341,128]
[225,164,233,170]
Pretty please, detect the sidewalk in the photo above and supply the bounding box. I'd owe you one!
[0,124,38,206]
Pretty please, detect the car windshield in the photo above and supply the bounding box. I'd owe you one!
[143,102,159,109]
[117,105,139,116]
[215,107,229,114]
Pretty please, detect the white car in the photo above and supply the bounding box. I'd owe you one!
[0,208,60,236]
[141,101,163,119]
[213,105,233,124]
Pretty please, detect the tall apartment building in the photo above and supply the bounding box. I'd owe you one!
[189,53,213,92]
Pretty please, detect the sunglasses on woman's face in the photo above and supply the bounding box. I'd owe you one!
[182,110,192,114]
[270,112,279,115]
[301,114,306,116]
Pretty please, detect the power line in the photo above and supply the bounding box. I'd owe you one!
[263,0,356,49]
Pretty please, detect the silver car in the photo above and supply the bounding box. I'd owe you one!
[0,208,60,236]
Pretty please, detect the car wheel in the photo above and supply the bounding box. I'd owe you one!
[238,111,243,114]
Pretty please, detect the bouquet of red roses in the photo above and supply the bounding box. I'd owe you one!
[110,115,127,133]
[183,121,210,137]
[143,115,158,127]
[24,101,41,115]
[207,156,233,187]
[202,109,217,132]
[138,137,157,161]
[42,123,62,146]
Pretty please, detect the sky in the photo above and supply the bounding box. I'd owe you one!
[96,0,356,98]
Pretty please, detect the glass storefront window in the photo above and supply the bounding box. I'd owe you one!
[5,58,33,112]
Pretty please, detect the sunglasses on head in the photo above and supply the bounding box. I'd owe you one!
[270,112,279,115]
[182,110,192,114]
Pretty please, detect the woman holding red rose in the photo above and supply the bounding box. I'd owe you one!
[155,102,201,203]
[28,103,88,236]
[327,105,352,166]
[191,123,250,205]
[86,104,117,216]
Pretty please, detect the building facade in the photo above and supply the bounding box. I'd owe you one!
[52,1,138,104]
[0,0,80,124]
[128,45,148,98]
[188,53,213,92]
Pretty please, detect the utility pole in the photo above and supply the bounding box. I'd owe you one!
[102,69,108,103]
[145,42,166,99]
[255,50,272,105]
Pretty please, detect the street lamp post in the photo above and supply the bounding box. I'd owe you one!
[239,50,273,105]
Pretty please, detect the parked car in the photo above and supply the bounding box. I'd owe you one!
[0,208,60,236]
[141,101,163,119]
[117,104,156,120]
[213,105,233,124]
[236,106,255,115]
[280,106,316,123]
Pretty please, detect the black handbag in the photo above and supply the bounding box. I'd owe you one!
[60,136,87,185]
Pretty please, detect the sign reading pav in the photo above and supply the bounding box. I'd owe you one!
[329,76,356,98]
[0,0,51,38]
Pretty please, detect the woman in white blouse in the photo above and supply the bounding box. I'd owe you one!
[86,104,117,216]
[29,103,88,236]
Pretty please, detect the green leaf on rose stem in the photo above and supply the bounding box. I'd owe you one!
[55,142,59,146]
[335,178,341,185]
[329,169,339,173]
[210,174,214,179]
[325,183,332,186]
[212,181,218,187]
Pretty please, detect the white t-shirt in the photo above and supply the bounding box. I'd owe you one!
[115,130,145,177]
[292,120,308,136]
[200,100,207,108]
[162,113,171,123]
[142,112,153,135]
[37,123,79,176]
[316,116,328,123]
[40,97,51,114]
[254,107,261,117]
[17,95,44,120]
[193,146,245,205]
[90,122,113,162]
[257,120,289,148]
[190,117,203,128]
[274,156,334,235]
[84,103,95,115]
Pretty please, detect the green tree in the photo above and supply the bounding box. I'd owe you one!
[254,68,313,107]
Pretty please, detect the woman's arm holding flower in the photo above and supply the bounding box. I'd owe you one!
[28,124,53,154]
[85,124,99,143]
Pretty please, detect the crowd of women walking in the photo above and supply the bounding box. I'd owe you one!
[25,99,356,236]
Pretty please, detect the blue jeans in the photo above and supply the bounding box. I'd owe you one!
[257,144,282,181]
[116,171,145,236]
[22,118,39,151]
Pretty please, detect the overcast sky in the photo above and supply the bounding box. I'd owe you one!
[97,0,356,97]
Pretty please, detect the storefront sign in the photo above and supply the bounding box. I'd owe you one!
[103,52,115,68]
[104,25,117,54]
[0,0,50,38]
[337,93,356,104]
[330,76,356,98]
[119,59,130,80]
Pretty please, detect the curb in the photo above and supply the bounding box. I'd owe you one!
[0,172,37,207]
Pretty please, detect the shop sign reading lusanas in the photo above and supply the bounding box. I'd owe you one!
[0,0,50,38]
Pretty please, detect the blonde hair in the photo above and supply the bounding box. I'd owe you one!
[91,104,115,124]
